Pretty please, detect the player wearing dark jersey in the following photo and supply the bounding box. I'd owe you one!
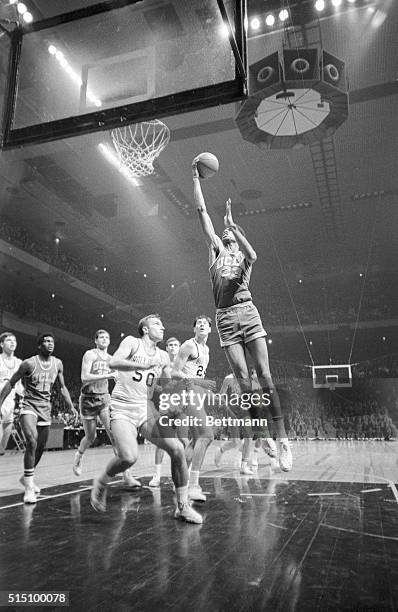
[0,333,77,503]
[193,161,292,472]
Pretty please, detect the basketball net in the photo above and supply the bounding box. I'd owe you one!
[111,120,170,178]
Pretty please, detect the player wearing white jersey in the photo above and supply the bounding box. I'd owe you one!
[0,332,23,455]
[171,315,216,503]
[91,314,202,524]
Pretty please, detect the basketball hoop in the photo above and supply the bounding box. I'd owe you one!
[111,119,170,178]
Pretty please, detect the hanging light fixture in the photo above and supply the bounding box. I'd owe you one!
[235,45,348,149]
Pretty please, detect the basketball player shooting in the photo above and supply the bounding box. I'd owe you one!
[192,157,292,471]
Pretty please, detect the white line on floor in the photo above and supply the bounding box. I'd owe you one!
[307,492,341,496]
[240,493,276,497]
[388,482,398,505]
[0,479,123,511]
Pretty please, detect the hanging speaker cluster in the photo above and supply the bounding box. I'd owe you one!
[235,48,348,149]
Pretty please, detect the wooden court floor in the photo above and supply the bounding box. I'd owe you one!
[1,441,397,611]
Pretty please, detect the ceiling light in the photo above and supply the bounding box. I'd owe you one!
[219,23,229,38]
[265,14,275,26]
[17,2,27,15]
[315,0,325,11]
[250,17,260,30]
[279,9,289,22]
[55,50,64,61]
[22,11,33,23]
[48,44,56,55]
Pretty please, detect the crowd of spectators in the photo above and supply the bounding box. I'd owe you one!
[282,378,397,440]
[3,216,397,327]
[257,275,398,327]
[0,290,95,338]
[0,217,134,304]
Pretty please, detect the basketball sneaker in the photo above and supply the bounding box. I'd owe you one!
[90,478,108,513]
[123,470,141,488]
[240,463,254,475]
[278,441,293,472]
[174,502,203,524]
[23,487,37,504]
[214,447,223,467]
[262,438,278,459]
[73,451,83,476]
[188,485,207,503]
[19,475,40,495]
[149,476,161,487]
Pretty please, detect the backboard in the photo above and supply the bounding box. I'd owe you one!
[312,364,352,390]
[0,0,247,149]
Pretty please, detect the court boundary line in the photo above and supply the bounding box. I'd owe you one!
[0,479,124,511]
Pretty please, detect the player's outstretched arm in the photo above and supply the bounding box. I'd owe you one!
[0,361,29,410]
[193,160,223,252]
[224,199,257,263]
[57,361,78,418]
[171,341,193,380]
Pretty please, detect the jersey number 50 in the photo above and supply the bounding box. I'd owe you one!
[131,371,155,387]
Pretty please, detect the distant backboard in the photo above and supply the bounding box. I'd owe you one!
[312,364,352,390]
[1,0,246,149]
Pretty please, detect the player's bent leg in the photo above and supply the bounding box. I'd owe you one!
[240,438,254,475]
[149,447,165,487]
[20,415,39,503]
[183,404,213,502]
[74,418,97,476]
[34,425,49,468]
[91,418,138,513]
[142,418,202,524]
[97,407,139,486]
[215,424,240,467]
[0,421,13,454]
[246,337,292,472]
[223,343,251,393]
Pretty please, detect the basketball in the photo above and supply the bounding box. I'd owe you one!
[195,152,219,179]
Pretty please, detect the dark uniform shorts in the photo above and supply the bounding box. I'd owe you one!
[216,301,266,347]
[79,393,110,420]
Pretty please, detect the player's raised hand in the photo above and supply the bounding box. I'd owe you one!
[224,198,234,228]
[192,157,199,179]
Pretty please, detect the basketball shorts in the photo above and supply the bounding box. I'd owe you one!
[79,393,111,420]
[216,301,266,347]
[110,398,155,430]
[20,401,51,426]
[110,399,176,441]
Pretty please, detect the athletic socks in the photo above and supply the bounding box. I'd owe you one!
[189,470,200,488]
[175,485,189,507]
[24,468,34,488]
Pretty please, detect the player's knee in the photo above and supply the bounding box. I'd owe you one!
[117,448,137,464]
[166,442,185,463]
[25,436,37,450]
[87,432,97,444]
